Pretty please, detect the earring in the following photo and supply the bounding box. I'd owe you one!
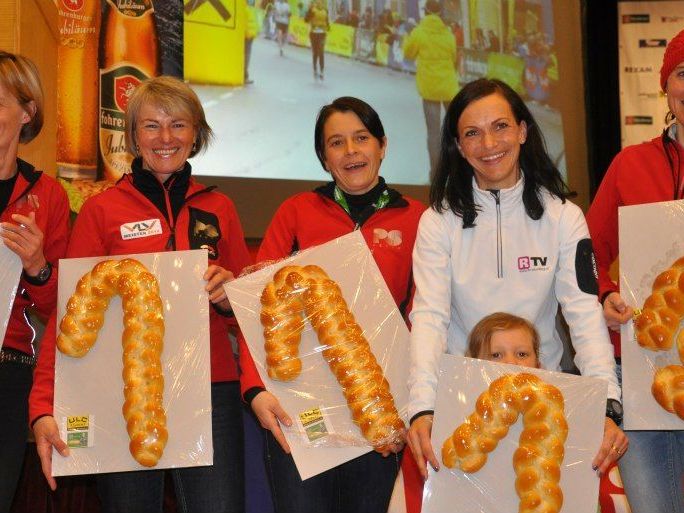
[192,141,197,152]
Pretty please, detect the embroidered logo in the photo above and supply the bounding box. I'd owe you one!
[120,218,162,240]
[373,228,402,247]
[517,256,549,272]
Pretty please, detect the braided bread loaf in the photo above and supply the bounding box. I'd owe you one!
[633,257,684,420]
[652,365,684,420]
[260,264,404,449]
[57,258,167,467]
[442,373,568,513]
[634,256,684,353]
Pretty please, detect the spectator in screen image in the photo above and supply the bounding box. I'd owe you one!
[585,28,684,513]
[245,3,259,84]
[273,0,291,57]
[305,0,330,81]
[487,29,501,52]
[403,0,458,181]
[360,6,374,30]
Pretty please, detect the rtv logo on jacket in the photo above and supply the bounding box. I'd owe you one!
[517,255,549,272]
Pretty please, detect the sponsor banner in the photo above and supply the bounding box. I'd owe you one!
[289,15,310,47]
[459,48,489,85]
[325,23,354,57]
[618,1,684,147]
[183,0,245,85]
[487,52,525,94]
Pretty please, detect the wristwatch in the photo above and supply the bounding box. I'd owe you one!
[24,262,52,285]
[606,399,623,426]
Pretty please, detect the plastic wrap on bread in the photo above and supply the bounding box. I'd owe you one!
[57,258,167,467]
[618,199,684,429]
[52,250,212,476]
[422,355,606,513]
[225,231,410,480]
[260,264,404,451]
[441,373,567,513]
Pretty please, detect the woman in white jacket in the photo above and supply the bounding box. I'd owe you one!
[406,78,627,480]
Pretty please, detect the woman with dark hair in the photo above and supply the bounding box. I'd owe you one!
[243,96,425,513]
[406,78,627,481]
[585,29,684,513]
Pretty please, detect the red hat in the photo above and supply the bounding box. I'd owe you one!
[661,28,684,91]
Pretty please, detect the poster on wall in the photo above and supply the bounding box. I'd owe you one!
[618,0,684,148]
[54,0,182,209]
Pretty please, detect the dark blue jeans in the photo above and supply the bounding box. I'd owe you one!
[0,361,32,513]
[96,381,245,513]
[264,431,402,513]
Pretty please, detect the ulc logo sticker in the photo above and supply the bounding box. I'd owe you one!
[120,218,162,240]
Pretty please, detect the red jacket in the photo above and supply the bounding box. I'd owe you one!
[239,182,425,396]
[586,133,684,355]
[29,167,252,425]
[2,159,69,355]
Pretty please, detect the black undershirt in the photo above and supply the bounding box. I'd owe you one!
[340,179,386,225]
[130,157,191,224]
[0,172,19,215]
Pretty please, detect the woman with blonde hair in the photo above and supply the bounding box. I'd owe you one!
[30,75,252,513]
[0,51,69,512]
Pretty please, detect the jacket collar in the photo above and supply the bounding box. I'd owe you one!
[314,176,408,209]
[8,158,42,205]
[472,174,524,211]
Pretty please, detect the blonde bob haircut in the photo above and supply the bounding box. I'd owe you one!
[125,75,213,159]
[465,312,540,361]
[0,51,44,143]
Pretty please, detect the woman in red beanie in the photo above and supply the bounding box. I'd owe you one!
[586,28,684,513]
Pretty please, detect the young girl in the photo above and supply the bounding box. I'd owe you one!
[465,312,540,369]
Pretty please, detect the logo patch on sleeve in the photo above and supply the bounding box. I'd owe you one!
[576,238,599,296]
[120,218,162,240]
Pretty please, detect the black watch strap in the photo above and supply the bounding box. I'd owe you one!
[24,262,52,286]
[606,399,623,425]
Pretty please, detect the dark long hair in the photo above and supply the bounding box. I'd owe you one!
[314,96,386,170]
[430,78,574,228]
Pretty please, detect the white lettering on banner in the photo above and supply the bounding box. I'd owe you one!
[120,218,162,240]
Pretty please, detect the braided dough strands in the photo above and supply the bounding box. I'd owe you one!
[57,259,167,467]
[260,265,404,449]
[442,373,568,513]
[634,256,684,419]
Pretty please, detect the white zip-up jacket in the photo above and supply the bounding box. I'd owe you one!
[408,178,620,418]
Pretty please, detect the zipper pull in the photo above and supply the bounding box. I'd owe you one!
[166,229,176,250]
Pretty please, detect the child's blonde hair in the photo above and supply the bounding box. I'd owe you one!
[466,312,540,361]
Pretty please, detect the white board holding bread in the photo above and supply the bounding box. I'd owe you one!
[52,250,212,476]
[619,199,684,430]
[225,231,410,480]
[422,354,607,513]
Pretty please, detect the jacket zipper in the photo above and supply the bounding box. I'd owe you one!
[162,176,177,250]
[490,190,503,278]
[160,181,216,250]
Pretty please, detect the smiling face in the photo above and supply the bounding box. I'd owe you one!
[0,82,31,162]
[456,92,527,190]
[322,110,386,195]
[665,62,684,145]
[134,103,196,182]
[481,327,539,368]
